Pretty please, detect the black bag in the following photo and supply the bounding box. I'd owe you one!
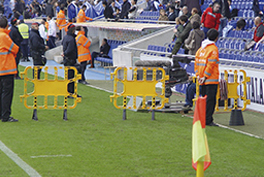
[41,55,47,65]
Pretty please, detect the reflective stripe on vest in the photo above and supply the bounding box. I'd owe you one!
[0,68,17,74]
[78,52,90,57]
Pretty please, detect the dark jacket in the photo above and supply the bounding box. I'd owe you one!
[104,4,114,19]
[29,29,46,65]
[217,0,231,19]
[184,0,204,14]
[99,43,110,57]
[253,0,261,17]
[178,20,192,42]
[9,25,23,46]
[62,31,78,66]
[120,0,131,19]
[168,11,177,21]
[46,3,54,17]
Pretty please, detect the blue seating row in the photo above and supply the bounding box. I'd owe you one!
[216,38,246,50]
[238,10,254,18]
[147,45,166,52]
[95,40,126,65]
[232,1,253,10]
[219,49,264,63]
[226,30,254,39]
[140,11,159,17]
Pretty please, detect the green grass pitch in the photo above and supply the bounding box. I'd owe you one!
[0,66,264,176]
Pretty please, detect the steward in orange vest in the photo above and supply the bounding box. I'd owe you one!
[75,26,91,85]
[56,7,67,30]
[64,19,73,33]
[194,28,219,126]
[77,5,93,23]
[0,16,19,122]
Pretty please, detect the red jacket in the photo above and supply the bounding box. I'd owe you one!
[253,22,264,42]
[201,7,221,30]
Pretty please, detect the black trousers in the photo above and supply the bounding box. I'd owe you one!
[47,36,56,49]
[68,69,74,94]
[0,75,14,121]
[91,52,100,66]
[200,84,218,125]
[21,39,28,59]
[32,52,44,79]
[80,61,87,81]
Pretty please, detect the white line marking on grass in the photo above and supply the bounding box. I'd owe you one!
[31,154,72,158]
[86,85,113,93]
[0,140,41,177]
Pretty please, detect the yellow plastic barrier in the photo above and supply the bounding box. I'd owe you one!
[20,66,82,120]
[110,67,169,120]
[193,69,250,112]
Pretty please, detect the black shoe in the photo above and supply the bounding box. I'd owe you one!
[67,94,82,99]
[79,80,89,85]
[207,122,219,127]
[182,105,192,111]
[15,76,21,79]
[2,117,18,122]
[26,58,30,61]
[77,94,82,98]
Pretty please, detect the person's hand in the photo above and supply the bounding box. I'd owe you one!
[198,76,206,84]
[201,23,204,27]
[61,53,64,57]
[260,11,263,15]
[45,46,49,50]
[173,28,177,33]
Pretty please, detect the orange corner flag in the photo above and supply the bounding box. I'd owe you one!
[192,96,211,171]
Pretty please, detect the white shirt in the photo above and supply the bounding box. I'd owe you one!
[48,19,57,37]
[39,24,47,40]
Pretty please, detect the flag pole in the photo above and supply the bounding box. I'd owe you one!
[196,161,204,177]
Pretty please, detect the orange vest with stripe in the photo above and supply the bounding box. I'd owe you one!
[77,9,92,23]
[76,31,91,62]
[56,10,67,30]
[195,43,219,85]
[0,28,19,76]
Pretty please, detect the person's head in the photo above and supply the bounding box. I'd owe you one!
[115,7,120,13]
[207,28,219,42]
[175,17,180,25]
[67,24,75,34]
[72,17,76,22]
[102,38,107,45]
[182,6,188,15]
[212,2,220,13]
[19,19,24,24]
[31,22,39,30]
[236,19,246,30]
[68,18,72,23]
[160,9,166,16]
[191,8,198,15]
[0,16,8,29]
[254,16,262,26]
[179,15,188,24]
[111,0,115,6]
[102,1,107,8]
[131,0,137,5]
[41,18,46,24]
[11,18,18,26]
[192,21,200,29]
[47,15,52,21]
[82,5,87,11]
[76,25,85,32]
[169,6,175,13]
[60,6,64,11]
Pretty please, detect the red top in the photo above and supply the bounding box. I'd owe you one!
[201,7,221,30]
[254,22,264,42]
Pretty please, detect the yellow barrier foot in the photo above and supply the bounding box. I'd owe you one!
[151,110,155,120]
[229,109,244,126]
[32,109,38,121]
[122,109,127,120]
[63,109,68,121]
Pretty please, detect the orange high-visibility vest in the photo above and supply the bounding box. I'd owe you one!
[45,21,49,41]
[0,28,19,76]
[56,10,67,30]
[195,42,219,85]
[76,9,92,23]
[64,22,73,33]
[76,31,91,63]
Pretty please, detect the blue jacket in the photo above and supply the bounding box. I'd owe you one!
[62,31,78,66]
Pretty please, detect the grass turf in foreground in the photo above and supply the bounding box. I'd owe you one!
[0,69,263,176]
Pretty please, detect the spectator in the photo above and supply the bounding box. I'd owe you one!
[9,18,23,79]
[62,24,81,98]
[184,21,205,55]
[253,0,263,18]
[183,0,204,15]
[104,1,115,19]
[178,6,191,18]
[144,0,157,11]
[0,16,19,122]
[90,38,110,68]
[158,9,169,23]
[120,0,131,19]
[235,18,246,31]
[18,19,30,62]
[195,28,220,126]
[15,0,25,15]
[128,0,138,19]
[39,19,47,41]
[182,75,196,111]
[189,7,200,25]
[56,6,67,40]
[172,17,183,41]
[253,16,264,43]
[115,8,121,21]
[168,6,177,21]
[46,0,54,17]
[29,22,49,79]
[217,0,231,37]
[47,15,57,49]
[201,2,221,38]
[170,15,192,55]
[75,26,91,85]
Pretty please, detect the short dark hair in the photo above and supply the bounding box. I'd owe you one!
[192,21,200,29]
[102,1,107,5]
[42,18,46,22]
[134,0,137,4]
[48,15,52,19]
[0,16,8,28]
[169,5,175,10]
[207,28,219,41]
[82,5,87,9]
[75,26,81,31]
[68,26,75,34]
[179,15,188,22]
[103,38,108,43]
[236,19,246,30]
[60,6,64,10]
